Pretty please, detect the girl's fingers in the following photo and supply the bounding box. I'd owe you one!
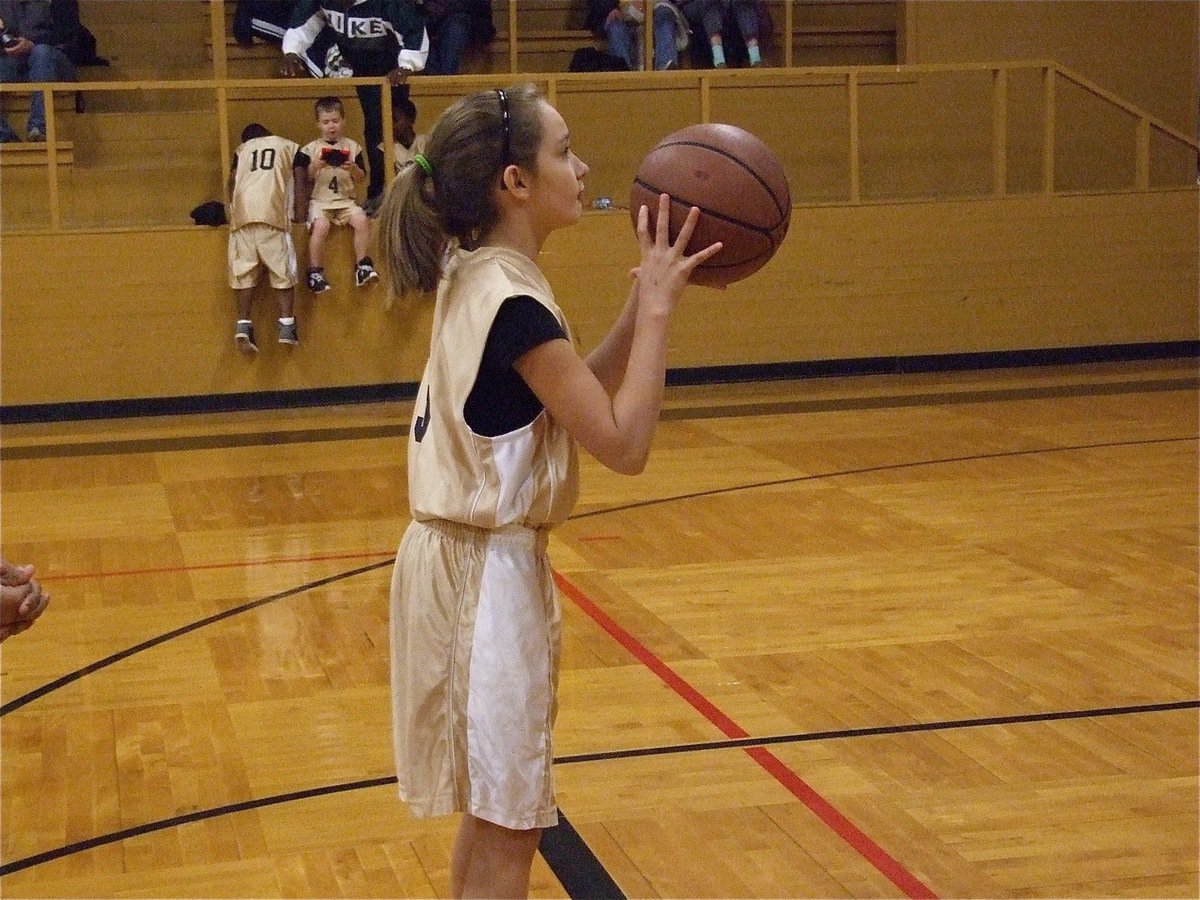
[635,203,650,246]
[668,206,721,266]
[655,193,671,245]
[688,240,724,265]
[672,205,702,251]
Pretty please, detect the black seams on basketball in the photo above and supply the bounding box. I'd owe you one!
[630,123,791,288]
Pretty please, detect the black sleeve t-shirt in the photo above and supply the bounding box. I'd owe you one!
[463,295,567,437]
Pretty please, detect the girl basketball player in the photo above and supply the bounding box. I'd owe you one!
[377,83,721,898]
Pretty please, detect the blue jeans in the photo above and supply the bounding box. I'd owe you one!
[605,4,679,70]
[426,11,470,75]
[0,43,77,139]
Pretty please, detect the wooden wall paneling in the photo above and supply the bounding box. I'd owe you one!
[555,80,705,203]
[3,189,1196,409]
[908,0,1199,139]
[708,75,851,203]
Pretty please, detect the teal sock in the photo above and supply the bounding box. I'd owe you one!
[711,44,725,68]
[748,45,761,66]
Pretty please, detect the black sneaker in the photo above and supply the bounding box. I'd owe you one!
[235,321,258,352]
[307,269,331,293]
[355,261,379,287]
[278,321,299,345]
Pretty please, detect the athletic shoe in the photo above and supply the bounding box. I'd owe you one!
[362,195,383,217]
[27,127,44,141]
[355,261,379,287]
[235,321,258,352]
[307,269,331,293]
[278,321,299,345]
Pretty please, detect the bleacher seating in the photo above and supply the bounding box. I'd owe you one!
[4,0,901,232]
[0,141,75,167]
[206,0,900,76]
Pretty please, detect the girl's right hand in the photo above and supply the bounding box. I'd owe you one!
[633,193,723,315]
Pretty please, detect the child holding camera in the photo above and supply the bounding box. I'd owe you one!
[294,96,378,291]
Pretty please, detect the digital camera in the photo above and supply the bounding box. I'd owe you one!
[321,146,348,167]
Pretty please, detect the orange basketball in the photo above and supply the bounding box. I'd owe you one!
[630,123,791,287]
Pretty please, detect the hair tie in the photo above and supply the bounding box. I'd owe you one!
[412,153,433,177]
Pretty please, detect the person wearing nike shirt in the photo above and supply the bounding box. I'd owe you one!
[281,0,428,212]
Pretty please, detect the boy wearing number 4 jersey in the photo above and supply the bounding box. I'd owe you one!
[228,123,302,351]
[294,96,378,292]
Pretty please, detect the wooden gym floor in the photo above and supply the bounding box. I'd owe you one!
[0,358,1197,898]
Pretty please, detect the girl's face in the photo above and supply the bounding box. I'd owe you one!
[318,109,344,143]
[525,102,589,235]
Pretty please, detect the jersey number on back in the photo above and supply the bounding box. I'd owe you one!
[249,148,276,171]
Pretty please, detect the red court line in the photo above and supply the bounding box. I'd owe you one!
[47,550,396,582]
[555,571,938,900]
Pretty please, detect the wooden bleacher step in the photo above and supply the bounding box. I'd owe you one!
[0,141,75,166]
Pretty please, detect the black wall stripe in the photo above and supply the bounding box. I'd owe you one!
[3,341,1194,424]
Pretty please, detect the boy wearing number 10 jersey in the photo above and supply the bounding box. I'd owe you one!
[294,96,378,293]
[228,123,302,351]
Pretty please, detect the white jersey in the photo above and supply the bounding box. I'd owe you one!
[229,135,299,230]
[382,133,428,175]
[407,246,579,530]
[301,137,364,208]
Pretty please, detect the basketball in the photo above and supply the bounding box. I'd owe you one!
[630,123,791,288]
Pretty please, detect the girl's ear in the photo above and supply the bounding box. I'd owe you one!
[500,162,530,196]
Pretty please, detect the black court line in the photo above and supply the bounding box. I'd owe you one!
[2,435,1194,718]
[2,700,1194,879]
[554,699,1200,765]
[0,560,393,716]
[540,812,627,900]
[3,375,1194,461]
[570,435,1199,520]
[1,399,1196,889]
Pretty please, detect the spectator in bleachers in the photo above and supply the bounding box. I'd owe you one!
[228,123,302,351]
[586,0,688,72]
[233,0,343,76]
[280,0,428,215]
[380,95,428,177]
[0,0,79,142]
[679,0,764,68]
[419,0,494,76]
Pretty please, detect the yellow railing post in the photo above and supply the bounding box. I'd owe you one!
[508,0,518,74]
[382,75,395,180]
[848,70,860,203]
[784,0,794,69]
[209,0,228,81]
[1135,116,1151,190]
[217,83,231,208]
[643,3,654,72]
[1042,64,1056,195]
[44,86,60,230]
[992,66,1008,197]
